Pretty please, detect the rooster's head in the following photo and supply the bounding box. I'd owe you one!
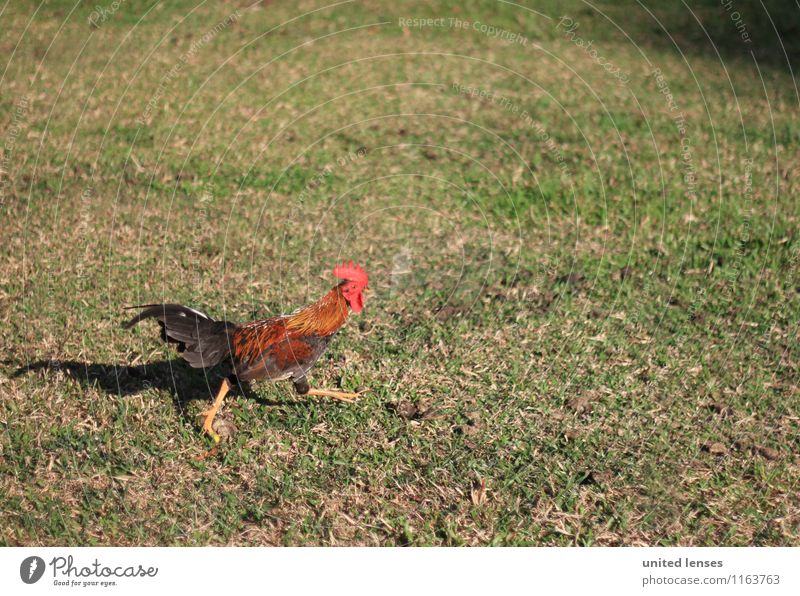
[334,261,369,313]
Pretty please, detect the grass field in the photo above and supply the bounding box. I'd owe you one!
[1,0,799,546]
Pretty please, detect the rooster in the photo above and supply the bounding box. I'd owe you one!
[124,261,369,445]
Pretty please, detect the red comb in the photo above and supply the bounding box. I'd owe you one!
[333,261,368,286]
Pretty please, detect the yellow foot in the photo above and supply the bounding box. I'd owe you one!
[307,387,369,403]
[194,378,230,460]
[199,411,222,443]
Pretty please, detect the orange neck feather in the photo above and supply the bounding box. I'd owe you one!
[284,284,349,336]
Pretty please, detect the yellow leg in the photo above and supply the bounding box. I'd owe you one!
[306,387,369,403]
[199,377,230,444]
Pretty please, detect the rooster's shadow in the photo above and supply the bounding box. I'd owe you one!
[10,359,292,413]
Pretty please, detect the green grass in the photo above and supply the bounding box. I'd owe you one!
[1,0,798,546]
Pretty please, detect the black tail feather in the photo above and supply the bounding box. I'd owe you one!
[124,303,236,369]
